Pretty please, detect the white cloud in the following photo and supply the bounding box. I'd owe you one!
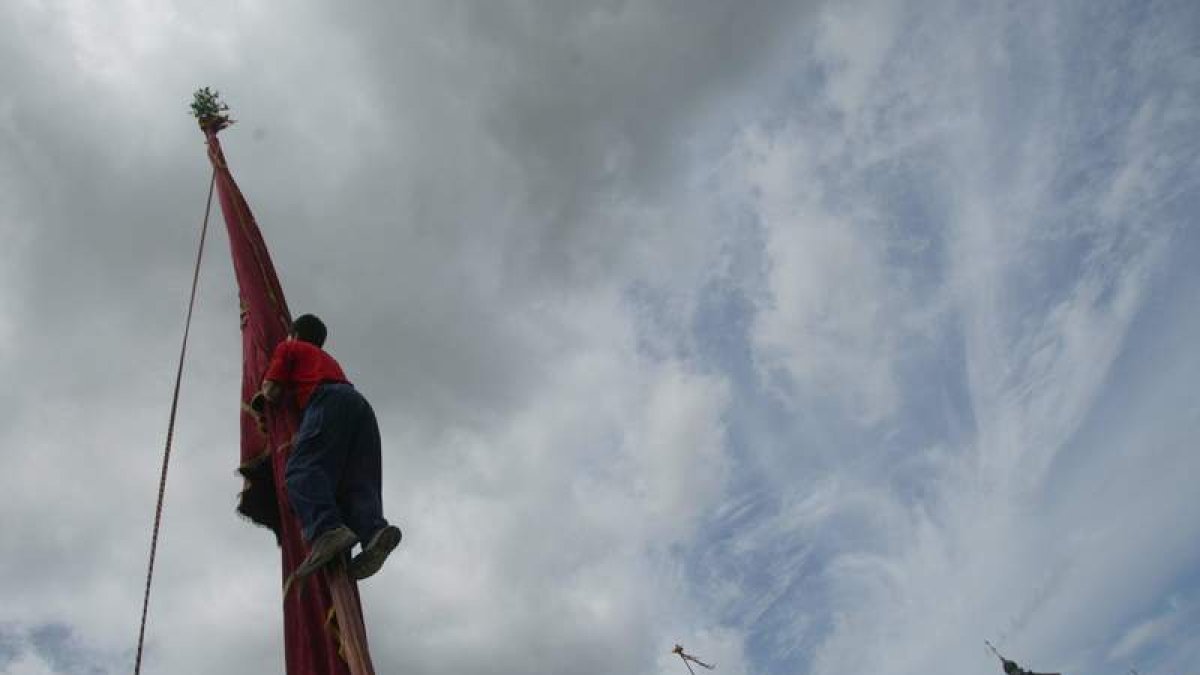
[1109,601,1182,661]
[700,1,1200,674]
[813,0,902,116]
[5,654,56,675]
[1,1,1197,674]
[734,124,915,425]
[357,289,738,673]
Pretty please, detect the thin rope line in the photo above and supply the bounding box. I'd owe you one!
[134,167,216,674]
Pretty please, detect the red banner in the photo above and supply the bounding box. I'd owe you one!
[203,122,373,675]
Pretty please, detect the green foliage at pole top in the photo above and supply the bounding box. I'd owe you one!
[191,87,232,130]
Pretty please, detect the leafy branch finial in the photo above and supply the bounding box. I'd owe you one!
[191,87,234,131]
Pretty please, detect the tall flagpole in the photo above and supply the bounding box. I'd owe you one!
[192,88,375,675]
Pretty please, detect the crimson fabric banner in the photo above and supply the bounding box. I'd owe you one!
[203,123,372,675]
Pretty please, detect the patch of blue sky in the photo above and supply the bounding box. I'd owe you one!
[1040,220,1200,502]
[0,623,19,671]
[638,1,1197,671]
[0,622,124,675]
[1109,567,1200,674]
[1030,238,1200,668]
[686,493,833,674]
[692,274,865,478]
[946,8,1190,319]
[668,260,829,672]
[882,323,976,494]
[677,238,974,674]
[675,94,956,675]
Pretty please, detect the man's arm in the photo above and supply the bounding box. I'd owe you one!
[250,379,283,412]
[253,338,295,412]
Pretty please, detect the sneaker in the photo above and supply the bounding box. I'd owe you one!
[294,525,358,579]
[348,525,402,580]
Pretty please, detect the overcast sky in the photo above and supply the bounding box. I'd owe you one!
[1,1,1198,674]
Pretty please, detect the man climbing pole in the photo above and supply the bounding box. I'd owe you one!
[195,89,377,672]
[252,313,402,580]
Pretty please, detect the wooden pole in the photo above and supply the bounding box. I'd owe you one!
[327,561,376,675]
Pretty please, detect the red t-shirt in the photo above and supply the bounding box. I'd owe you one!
[264,339,350,409]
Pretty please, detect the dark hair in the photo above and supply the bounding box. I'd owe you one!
[291,314,327,347]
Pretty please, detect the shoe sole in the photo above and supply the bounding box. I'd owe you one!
[294,528,358,579]
[350,526,402,580]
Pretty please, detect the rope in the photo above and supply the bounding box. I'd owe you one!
[133,168,217,674]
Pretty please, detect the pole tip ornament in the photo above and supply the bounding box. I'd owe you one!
[191,87,233,132]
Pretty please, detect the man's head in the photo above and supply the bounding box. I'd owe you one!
[290,314,327,347]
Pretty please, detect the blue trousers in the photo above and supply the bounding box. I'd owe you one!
[285,383,389,544]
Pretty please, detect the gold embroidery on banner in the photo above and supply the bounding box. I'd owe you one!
[210,132,287,319]
[229,188,285,311]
